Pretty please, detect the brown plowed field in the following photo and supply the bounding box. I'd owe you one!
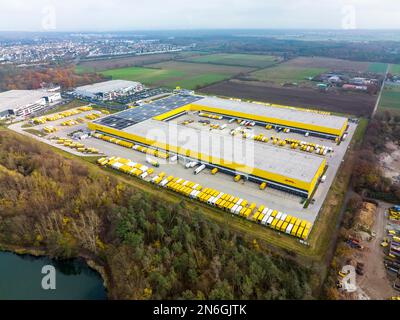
[200,80,377,117]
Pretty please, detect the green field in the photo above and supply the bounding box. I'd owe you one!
[379,85,400,110]
[367,62,388,74]
[183,53,279,68]
[250,65,328,85]
[100,61,252,90]
[389,64,400,74]
[176,50,209,58]
[101,66,185,83]
[75,51,208,74]
[167,73,230,90]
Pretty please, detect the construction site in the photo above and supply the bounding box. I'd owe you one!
[9,91,356,244]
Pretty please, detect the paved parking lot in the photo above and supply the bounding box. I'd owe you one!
[9,108,108,156]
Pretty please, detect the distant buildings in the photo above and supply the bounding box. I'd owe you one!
[348,77,378,86]
[387,74,400,85]
[328,75,342,84]
[315,71,380,93]
[0,37,188,66]
[74,80,144,101]
[0,88,61,119]
[342,84,368,92]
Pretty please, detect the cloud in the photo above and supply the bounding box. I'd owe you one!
[0,0,398,31]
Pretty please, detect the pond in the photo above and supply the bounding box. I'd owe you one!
[0,251,107,300]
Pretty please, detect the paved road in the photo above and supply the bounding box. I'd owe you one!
[372,64,390,118]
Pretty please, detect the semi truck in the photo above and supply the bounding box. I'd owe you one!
[194,164,206,175]
[146,158,160,167]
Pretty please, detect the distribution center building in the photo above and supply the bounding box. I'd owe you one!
[74,80,144,101]
[88,94,347,197]
[152,96,348,139]
[0,88,61,118]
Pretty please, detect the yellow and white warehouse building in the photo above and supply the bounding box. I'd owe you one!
[88,94,347,198]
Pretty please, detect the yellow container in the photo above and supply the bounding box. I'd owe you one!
[211,168,218,175]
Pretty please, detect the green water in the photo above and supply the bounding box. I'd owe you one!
[0,252,107,300]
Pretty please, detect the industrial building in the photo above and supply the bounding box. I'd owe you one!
[91,118,326,197]
[153,96,349,139]
[74,80,144,101]
[0,88,61,118]
[85,94,349,198]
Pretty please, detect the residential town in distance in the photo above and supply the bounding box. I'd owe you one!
[0,33,191,65]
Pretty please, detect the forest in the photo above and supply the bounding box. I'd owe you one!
[351,111,400,202]
[172,36,400,64]
[0,129,312,300]
[0,65,104,91]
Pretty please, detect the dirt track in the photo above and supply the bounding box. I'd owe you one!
[200,80,377,117]
[356,202,398,299]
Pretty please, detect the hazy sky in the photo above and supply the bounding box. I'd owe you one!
[0,0,399,31]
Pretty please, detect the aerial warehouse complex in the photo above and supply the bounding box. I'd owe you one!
[4,82,353,243]
[88,94,348,199]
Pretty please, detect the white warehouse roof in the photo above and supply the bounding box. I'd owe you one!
[196,96,348,132]
[75,80,142,94]
[122,119,325,184]
[0,89,53,113]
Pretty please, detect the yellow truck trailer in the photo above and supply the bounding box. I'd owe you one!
[271,218,279,229]
[296,227,304,238]
[291,225,299,236]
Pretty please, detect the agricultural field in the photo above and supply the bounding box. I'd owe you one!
[75,52,180,73]
[198,56,383,117]
[182,53,280,68]
[246,56,388,87]
[101,61,253,89]
[176,50,209,58]
[281,57,372,73]
[379,85,400,111]
[367,62,388,74]
[101,66,185,84]
[200,80,377,117]
[389,64,400,74]
[249,64,327,86]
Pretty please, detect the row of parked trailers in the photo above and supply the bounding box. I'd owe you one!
[388,236,400,261]
[206,112,332,139]
[150,171,312,240]
[198,112,223,120]
[55,138,98,154]
[98,156,155,179]
[92,132,169,159]
[97,155,313,241]
[33,107,92,124]
[242,132,333,156]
